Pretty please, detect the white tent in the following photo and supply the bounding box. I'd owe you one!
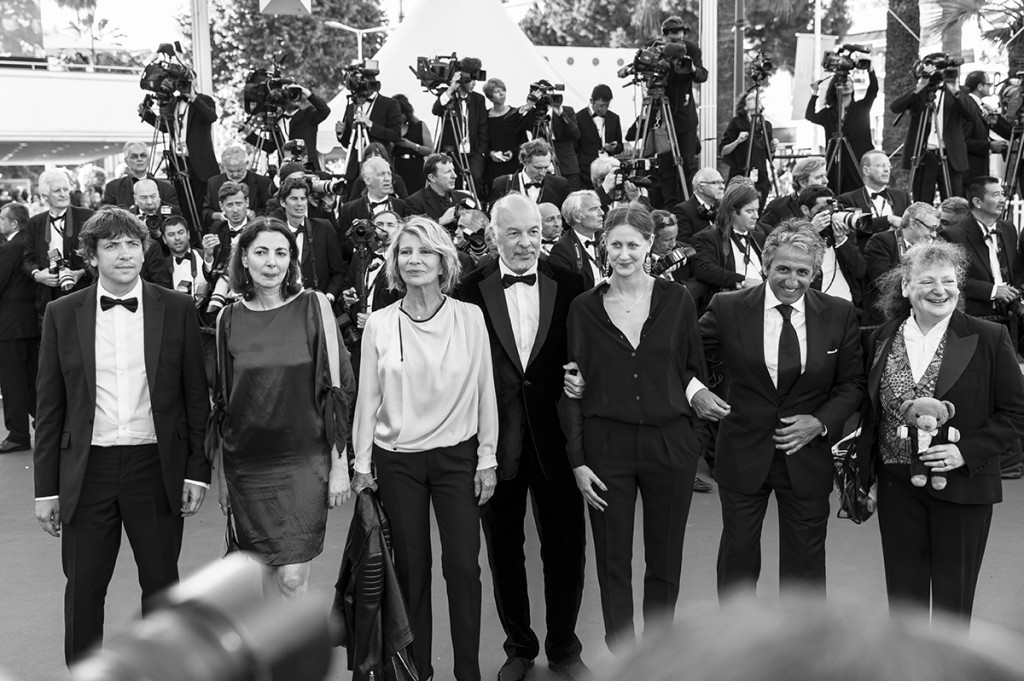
[316,0,588,157]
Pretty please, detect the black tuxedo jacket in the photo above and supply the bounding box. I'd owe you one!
[432,91,489,155]
[862,230,903,325]
[700,286,866,498]
[857,312,1024,504]
[489,173,570,210]
[0,231,40,340]
[692,226,766,299]
[203,170,273,226]
[22,206,94,312]
[671,195,715,244]
[458,260,585,480]
[576,108,622,182]
[664,39,709,131]
[102,175,178,209]
[838,186,910,245]
[141,94,219,182]
[813,235,867,310]
[547,229,601,289]
[405,187,473,222]
[337,94,403,154]
[757,193,801,233]
[294,217,346,299]
[337,195,410,238]
[246,95,332,170]
[34,282,211,522]
[960,93,1013,184]
[944,216,1023,316]
[537,106,582,177]
[890,87,970,172]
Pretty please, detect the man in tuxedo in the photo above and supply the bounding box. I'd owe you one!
[660,16,709,204]
[694,220,865,595]
[101,142,177,209]
[961,71,1012,188]
[672,167,724,244]
[863,202,939,324]
[432,57,489,196]
[939,195,971,234]
[490,139,571,211]
[23,170,93,317]
[205,181,250,271]
[890,71,971,205]
[336,79,403,183]
[337,157,410,238]
[160,216,207,303]
[246,85,332,171]
[33,207,210,664]
[757,157,828,233]
[406,153,475,226]
[131,179,182,240]
[202,145,271,228]
[837,150,910,247]
[459,193,588,681]
[523,90,582,190]
[548,190,604,289]
[539,202,563,256]
[576,84,623,190]
[278,177,346,302]
[0,203,39,453]
[796,186,867,312]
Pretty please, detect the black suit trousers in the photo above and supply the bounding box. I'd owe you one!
[0,338,38,443]
[480,433,586,664]
[62,445,183,664]
[584,416,698,651]
[717,449,830,597]
[914,151,962,205]
[373,438,482,681]
[876,465,993,622]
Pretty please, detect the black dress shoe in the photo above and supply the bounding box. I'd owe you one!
[497,656,534,681]
[548,660,593,681]
[693,475,713,493]
[0,439,29,453]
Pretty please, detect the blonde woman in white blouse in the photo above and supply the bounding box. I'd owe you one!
[352,215,498,681]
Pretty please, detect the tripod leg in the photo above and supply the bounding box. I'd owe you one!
[661,98,689,202]
[758,117,779,197]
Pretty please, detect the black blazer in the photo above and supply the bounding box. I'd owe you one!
[246,94,332,170]
[22,206,94,313]
[203,170,273,227]
[671,195,715,244]
[337,94,403,154]
[943,216,1023,316]
[576,108,622,182]
[857,312,1024,504]
[34,282,211,522]
[862,230,904,325]
[405,187,474,222]
[458,259,584,481]
[432,91,489,155]
[547,229,601,289]
[295,217,346,299]
[141,94,219,182]
[102,175,178,209]
[700,285,866,498]
[691,226,766,299]
[337,195,410,238]
[837,186,910,245]
[664,39,709,131]
[890,86,970,172]
[489,173,570,210]
[960,93,1013,184]
[0,231,40,340]
[813,235,867,310]
[757,193,802,233]
[543,106,582,177]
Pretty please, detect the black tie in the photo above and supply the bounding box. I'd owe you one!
[100,296,138,313]
[175,255,189,265]
[583,239,595,250]
[776,304,800,399]
[870,190,888,200]
[369,199,389,210]
[49,213,66,225]
[502,273,537,288]
[524,181,540,190]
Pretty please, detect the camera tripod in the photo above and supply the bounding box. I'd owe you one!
[822,79,864,192]
[635,86,689,201]
[433,97,479,203]
[1001,105,1024,219]
[529,108,561,176]
[146,96,202,239]
[906,87,953,201]
[741,86,780,197]
[245,111,289,171]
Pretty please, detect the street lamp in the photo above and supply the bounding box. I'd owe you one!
[323,21,389,62]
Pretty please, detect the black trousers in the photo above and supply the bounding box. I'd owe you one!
[584,416,698,650]
[717,449,830,597]
[480,435,586,664]
[0,337,38,443]
[657,120,698,207]
[913,150,962,205]
[374,438,482,681]
[62,445,183,664]
[877,465,993,622]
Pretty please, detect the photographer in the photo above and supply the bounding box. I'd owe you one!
[246,84,331,171]
[837,150,910,246]
[805,47,877,194]
[337,156,410,242]
[202,145,271,228]
[406,153,475,226]
[206,181,250,272]
[130,178,181,241]
[454,208,490,265]
[795,185,866,310]
[101,142,178,209]
[757,156,828,233]
[277,177,346,302]
[672,167,723,244]
[660,16,709,204]
[159,215,207,302]
[335,68,402,182]
[590,156,647,211]
[961,71,1012,188]
[577,84,624,189]
[490,138,570,210]
[432,56,490,195]
[521,80,582,190]
[720,90,775,208]
[890,55,971,204]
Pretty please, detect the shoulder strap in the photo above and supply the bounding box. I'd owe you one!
[306,291,354,453]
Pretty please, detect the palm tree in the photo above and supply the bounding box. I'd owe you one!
[928,0,1024,71]
[883,0,920,190]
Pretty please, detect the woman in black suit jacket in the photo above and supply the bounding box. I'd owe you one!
[692,182,766,310]
[857,241,1024,622]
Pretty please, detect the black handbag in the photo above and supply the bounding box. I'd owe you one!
[832,427,875,524]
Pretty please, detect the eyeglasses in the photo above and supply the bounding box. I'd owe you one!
[907,217,940,233]
[699,180,725,186]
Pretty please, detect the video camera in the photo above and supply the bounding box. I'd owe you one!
[747,52,775,85]
[617,40,692,87]
[139,42,193,100]
[618,157,658,187]
[821,43,871,81]
[410,54,487,95]
[243,66,304,120]
[913,52,964,88]
[344,59,381,99]
[526,79,566,112]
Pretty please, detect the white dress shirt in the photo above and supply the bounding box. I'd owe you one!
[519,171,542,203]
[171,250,202,295]
[590,107,606,147]
[49,211,67,260]
[499,260,540,368]
[819,246,853,302]
[572,228,603,283]
[903,312,952,383]
[926,90,944,150]
[976,218,1006,299]
[288,222,306,262]
[867,188,893,217]
[763,285,808,387]
[729,230,763,282]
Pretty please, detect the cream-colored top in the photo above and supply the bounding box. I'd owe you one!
[353,296,498,473]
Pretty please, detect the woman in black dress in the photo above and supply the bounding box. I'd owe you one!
[720,90,775,209]
[482,78,524,194]
[392,93,432,192]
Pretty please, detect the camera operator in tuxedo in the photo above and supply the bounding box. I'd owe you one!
[335,69,403,183]
[659,16,709,205]
[961,71,1012,188]
[432,57,490,196]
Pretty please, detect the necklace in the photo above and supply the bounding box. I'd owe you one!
[615,280,650,314]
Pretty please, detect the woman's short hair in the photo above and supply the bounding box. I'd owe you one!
[875,240,968,321]
[277,176,308,204]
[385,215,462,294]
[483,78,506,100]
[792,156,826,190]
[604,205,655,241]
[651,209,678,234]
[228,216,303,301]
[363,141,392,164]
[762,219,826,274]
[77,207,151,274]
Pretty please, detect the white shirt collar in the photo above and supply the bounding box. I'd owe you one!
[97,277,143,304]
[498,259,539,278]
[906,311,952,341]
[763,282,806,314]
[573,229,597,247]
[695,194,712,210]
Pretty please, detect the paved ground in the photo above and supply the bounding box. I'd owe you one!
[1,423,1023,681]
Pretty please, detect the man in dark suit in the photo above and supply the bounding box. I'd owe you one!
[863,202,940,325]
[960,71,1012,188]
[22,170,93,317]
[432,57,489,196]
[548,190,604,289]
[336,81,403,182]
[406,153,475,226]
[691,217,767,308]
[490,139,571,211]
[757,157,828,233]
[202,144,272,228]
[796,186,867,312]
[672,167,724,244]
[337,157,410,239]
[246,85,332,171]
[277,177,346,302]
[695,220,865,595]
[837,150,910,247]
[33,207,210,664]
[890,72,971,205]
[459,194,589,681]
[523,92,582,190]
[101,142,178,209]
[660,16,709,204]
[576,84,623,190]
[0,203,40,452]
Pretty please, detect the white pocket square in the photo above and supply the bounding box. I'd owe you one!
[826,349,839,355]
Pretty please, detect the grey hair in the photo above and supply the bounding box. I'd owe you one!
[220,144,248,164]
[489,193,539,236]
[589,156,618,187]
[38,169,71,193]
[122,141,148,157]
[899,202,939,232]
[360,156,391,182]
[560,190,599,228]
[762,218,826,274]
[875,240,968,321]
[692,167,721,186]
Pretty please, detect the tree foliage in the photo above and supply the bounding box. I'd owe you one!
[883,0,920,190]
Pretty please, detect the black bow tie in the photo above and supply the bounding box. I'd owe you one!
[100,295,138,313]
[502,273,537,288]
[524,181,541,190]
[583,239,596,249]
[49,213,66,224]
[870,190,889,200]
[175,254,191,265]
[592,113,605,119]
[369,199,389,210]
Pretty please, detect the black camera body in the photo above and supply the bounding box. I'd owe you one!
[618,157,658,186]
[411,54,487,95]
[617,40,691,87]
[527,79,566,111]
[344,59,381,99]
[913,52,964,88]
[821,43,871,78]
[351,218,381,249]
[747,52,775,85]
[140,43,193,100]
[243,67,303,120]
